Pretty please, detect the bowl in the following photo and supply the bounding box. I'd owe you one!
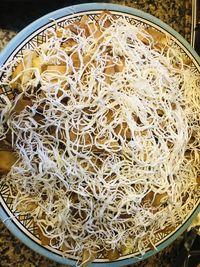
[0,3,200,267]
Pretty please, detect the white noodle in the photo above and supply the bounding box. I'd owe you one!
[0,15,199,261]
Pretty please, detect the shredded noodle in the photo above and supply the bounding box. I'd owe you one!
[0,13,200,263]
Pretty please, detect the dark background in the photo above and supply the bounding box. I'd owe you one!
[0,0,111,31]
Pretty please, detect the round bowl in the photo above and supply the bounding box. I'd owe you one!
[0,3,200,267]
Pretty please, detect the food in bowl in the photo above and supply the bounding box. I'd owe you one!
[0,10,200,266]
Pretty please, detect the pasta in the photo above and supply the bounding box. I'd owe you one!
[0,11,200,265]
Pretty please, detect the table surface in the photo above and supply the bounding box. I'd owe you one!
[0,0,195,266]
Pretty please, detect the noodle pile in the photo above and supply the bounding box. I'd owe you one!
[0,12,200,264]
